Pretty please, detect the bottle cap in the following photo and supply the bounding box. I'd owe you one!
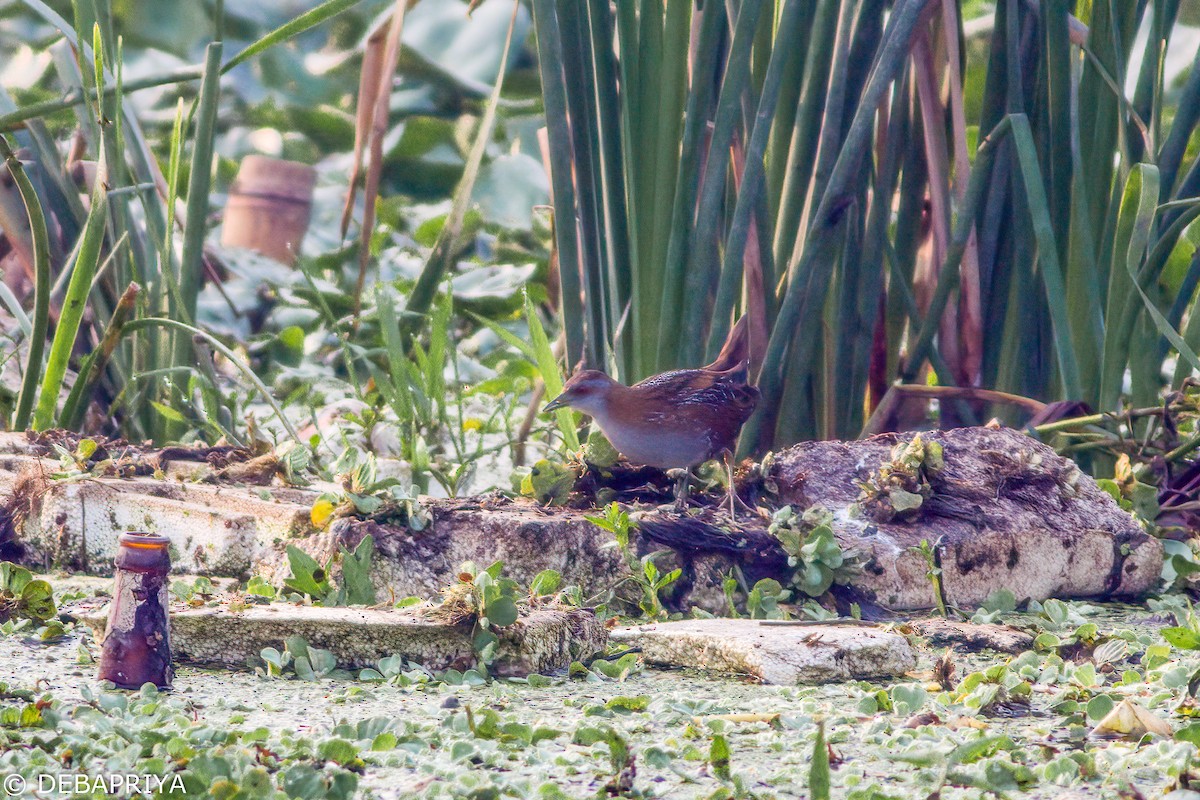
[118,532,171,549]
[115,532,172,572]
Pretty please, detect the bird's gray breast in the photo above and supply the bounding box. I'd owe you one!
[596,418,711,470]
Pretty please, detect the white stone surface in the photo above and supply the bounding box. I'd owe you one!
[21,477,314,575]
[80,603,607,677]
[610,619,917,684]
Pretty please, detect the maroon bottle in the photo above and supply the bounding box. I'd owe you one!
[97,532,174,689]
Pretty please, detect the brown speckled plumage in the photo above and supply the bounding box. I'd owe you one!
[543,362,759,471]
[543,318,760,515]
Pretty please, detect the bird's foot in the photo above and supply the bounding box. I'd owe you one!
[668,468,692,513]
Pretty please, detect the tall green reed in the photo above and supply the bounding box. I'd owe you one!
[0,0,364,439]
[534,0,1200,459]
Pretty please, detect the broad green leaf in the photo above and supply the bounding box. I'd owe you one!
[529,569,562,596]
[485,596,519,627]
[338,535,377,606]
[284,547,331,598]
[1163,626,1200,650]
[0,562,33,594]
[19,580,55,621]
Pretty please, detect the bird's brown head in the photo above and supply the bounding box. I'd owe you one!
[542,370,616,416]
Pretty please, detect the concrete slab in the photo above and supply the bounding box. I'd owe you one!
[17,477,316,575]
[260,502,636,610]
[767,427,1162,609]
[2,427,1161,615]
[79,603,607,678]
[610,619,917,684]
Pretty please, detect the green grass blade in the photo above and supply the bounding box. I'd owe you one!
[376,284,418,420]
[643,0,692,369]
[1158,44,1200,197]
[406,0,520,322]
[221,0,363,73]
[125,317,302,444]
[1008,114,1082,400]
[531,0,586,369]
[838,72,911,434]
[707,0,805,357]
[1076,0,1141,250]
[468,312,538,362]
[677,0,767,367]
[0,66,204,132]
[801,0,857,242]
[0,283,31,338]
[1065,50,1105,404]
[171,41,222,374]
[1100,164,1154,409]
[746,0,929,450]
[91,23,105,116]
[60,281,138,430]
[158,98,186,316]
[469,308,583,447]
[1040,0,1073,277]
[554,0,608,366]
[586,0,633,378]
[765,0,813,213]
[808,721,830,800]
[902,117,1016,386]
[526,293,579,451]
[1115,165,1200,376]
[1174,252,1200,387]
[33,150,109,430]
[0,137,52,431]
[425,292,451,421]
[772,0,840,270]
[651,0,720,373]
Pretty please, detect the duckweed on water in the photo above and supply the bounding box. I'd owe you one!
[3,596,1200,797]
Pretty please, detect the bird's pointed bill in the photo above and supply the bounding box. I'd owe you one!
[542,394,567,413]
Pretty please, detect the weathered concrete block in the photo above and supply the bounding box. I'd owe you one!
[80,604,607,677]
[0,433,322,575]
[3,427,1162,615]
[610,619,916,684]
[17,478,315,575]
[261,502,636,607]
[769,427,1161,609]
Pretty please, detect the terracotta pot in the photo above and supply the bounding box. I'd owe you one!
[221,155,316,265]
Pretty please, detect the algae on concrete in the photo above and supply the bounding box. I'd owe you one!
[79,601,607,677]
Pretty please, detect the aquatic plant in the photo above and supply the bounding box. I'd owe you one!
[535,0,1200,454]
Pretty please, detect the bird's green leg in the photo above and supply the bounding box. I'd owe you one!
[725,455,737,522]
[722,450,751,522]
[673,468,691,511]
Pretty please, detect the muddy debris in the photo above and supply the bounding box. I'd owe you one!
[905,617,1036,655]
[609,618,917,684]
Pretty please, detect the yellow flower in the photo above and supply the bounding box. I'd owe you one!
[310,498,336,528]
